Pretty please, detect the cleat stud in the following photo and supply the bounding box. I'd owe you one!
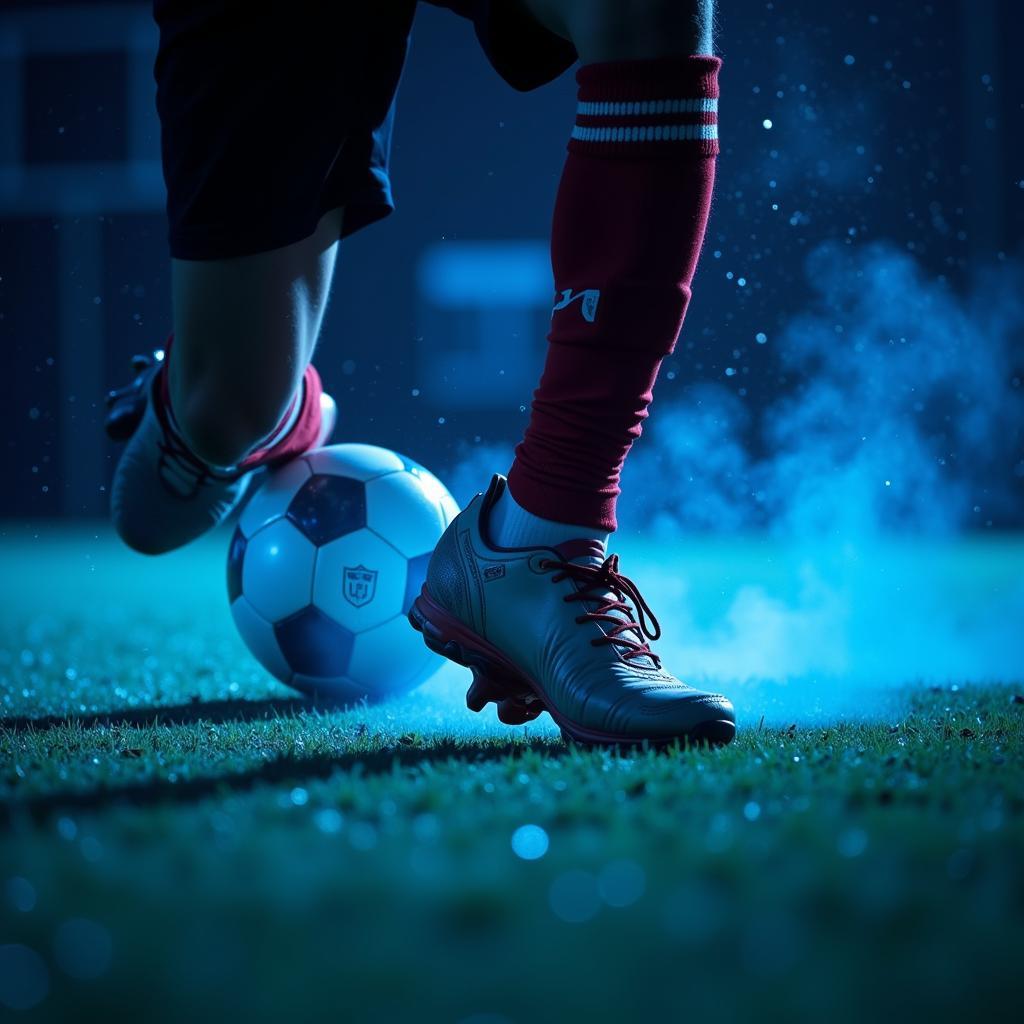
[442,640,467,666]
[496,693,546,726]
[465,683,489,712]
[497,699,529,725]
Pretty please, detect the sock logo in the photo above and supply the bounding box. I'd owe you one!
[553,288,600,323]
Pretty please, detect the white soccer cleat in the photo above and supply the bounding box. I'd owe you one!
[107,351,335,555]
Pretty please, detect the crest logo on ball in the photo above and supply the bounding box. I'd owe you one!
[343,564,378,607]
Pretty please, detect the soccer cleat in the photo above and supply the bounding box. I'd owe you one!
[408,474,735,747]
[107,349,336,555]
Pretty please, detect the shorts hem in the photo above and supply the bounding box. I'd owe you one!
[166,172,395,261]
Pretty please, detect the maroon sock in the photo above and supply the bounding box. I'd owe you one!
[507,55,720,532]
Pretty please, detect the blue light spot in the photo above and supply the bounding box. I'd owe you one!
[511,824,549,860]
[314,809,343,834]
[418,241,551,307]
[598,860,646,908]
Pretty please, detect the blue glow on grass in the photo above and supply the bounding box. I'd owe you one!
[511,824,549,860]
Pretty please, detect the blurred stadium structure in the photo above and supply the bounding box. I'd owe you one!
[1,4,161,515]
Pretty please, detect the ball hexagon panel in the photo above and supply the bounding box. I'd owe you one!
[346,614,440,697]
[227,527,246,604]
[241,519,316,623]
[313,528,407,632]
[304,443,405,481]
[238,458,312,538]
[274,606,355,678]
[439,492,461,527]
[287,474,366,547]
[230,597,292,683]
[365,470,447,559]
[403,551,432,613]
[404,461,462,526]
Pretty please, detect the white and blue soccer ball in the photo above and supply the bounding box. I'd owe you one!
[227,443,460,703]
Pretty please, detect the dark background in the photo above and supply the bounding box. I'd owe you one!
[1,0,1021,523]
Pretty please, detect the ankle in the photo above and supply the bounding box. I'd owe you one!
[488,480,610,551]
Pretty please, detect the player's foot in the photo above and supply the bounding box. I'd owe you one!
[408,474,735,747]
[107,348,336,555]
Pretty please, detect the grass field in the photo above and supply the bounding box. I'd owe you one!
[1,525,1023,1022]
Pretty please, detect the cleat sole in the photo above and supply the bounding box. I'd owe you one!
[408,586,734,748]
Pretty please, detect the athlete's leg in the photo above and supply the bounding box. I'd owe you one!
[109,2,410,555]
[109,209,341,555]
[414,0,733,745]
[168,205,344,469]
[518,0,713,61]
[490,0,719,547]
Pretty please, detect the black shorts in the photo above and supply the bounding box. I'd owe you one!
[154,0,576,260]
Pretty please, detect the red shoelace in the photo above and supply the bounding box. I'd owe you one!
[539,553,663,667]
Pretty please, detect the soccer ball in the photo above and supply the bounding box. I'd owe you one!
[227,443,460,703]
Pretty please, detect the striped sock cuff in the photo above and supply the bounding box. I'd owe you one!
[569,55,721,158]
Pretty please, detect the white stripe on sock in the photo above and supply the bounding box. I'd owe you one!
[571,123,718,143]
[577,97,718,117]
